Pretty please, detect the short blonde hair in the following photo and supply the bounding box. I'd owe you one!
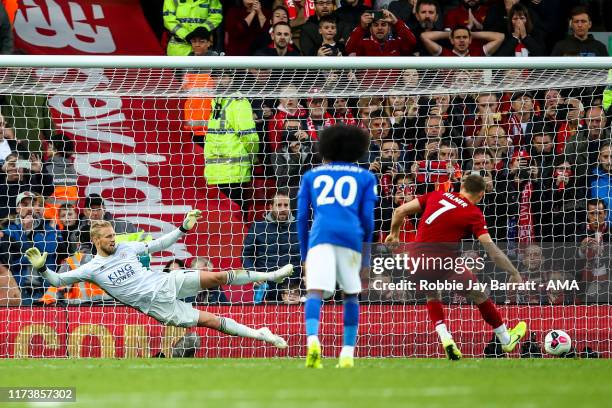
[90,220,113,239]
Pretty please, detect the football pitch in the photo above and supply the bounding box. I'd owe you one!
[0,359,611,408]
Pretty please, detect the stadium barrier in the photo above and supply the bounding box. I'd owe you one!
[2,305,610,358]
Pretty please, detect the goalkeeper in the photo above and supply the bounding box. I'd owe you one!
[25,210,291,348]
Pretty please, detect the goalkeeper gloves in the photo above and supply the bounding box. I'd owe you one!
[25,247,48,271]
[181,210,202,232]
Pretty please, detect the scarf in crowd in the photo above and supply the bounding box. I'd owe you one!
[518,181,534,244]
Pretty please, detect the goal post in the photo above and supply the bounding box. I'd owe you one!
[0,56,611,358]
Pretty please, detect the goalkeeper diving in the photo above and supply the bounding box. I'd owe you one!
[25,210,292,348]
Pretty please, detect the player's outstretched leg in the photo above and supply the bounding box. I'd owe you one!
[199,265,294,289]
[197,311,288,349]
[427,295,462,360]
[304,290,323,368]
[336,293,359,368]
[471,292,527,353]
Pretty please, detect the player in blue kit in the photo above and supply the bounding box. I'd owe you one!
[297,124,377,368]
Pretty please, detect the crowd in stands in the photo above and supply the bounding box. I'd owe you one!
[2,0,612,307]
[162,0,610,58]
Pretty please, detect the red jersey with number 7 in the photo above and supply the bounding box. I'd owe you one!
[415,190,488,242]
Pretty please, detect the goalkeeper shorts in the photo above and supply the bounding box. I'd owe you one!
[148,270,202,328]
[305,244,362,299]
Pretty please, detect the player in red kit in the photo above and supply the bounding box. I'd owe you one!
[386,174,526,360]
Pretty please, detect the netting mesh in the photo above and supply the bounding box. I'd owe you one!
[1,64,612,358]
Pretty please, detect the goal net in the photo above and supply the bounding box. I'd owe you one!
[1,57,611,358]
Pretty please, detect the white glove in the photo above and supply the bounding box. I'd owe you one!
[25,247,48,270]
[182,210,202,231]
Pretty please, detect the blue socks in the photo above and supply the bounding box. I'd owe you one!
[305,292,322,342]
[343,294,359,348]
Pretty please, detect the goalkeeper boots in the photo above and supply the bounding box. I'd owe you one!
[258,328,288,349]
[501,321,528,353]
[271,264,294,283]
[305,340,323,369]
[336,356,354,369]
[442,338,462,361]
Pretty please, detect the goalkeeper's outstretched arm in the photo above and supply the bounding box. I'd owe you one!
[145,210,202,254]
[24,248,88,287]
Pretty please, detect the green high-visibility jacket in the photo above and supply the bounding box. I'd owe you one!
[604,70,612,111]
[204,97,259,185]
[163,0,223,40]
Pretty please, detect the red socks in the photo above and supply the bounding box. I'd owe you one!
[477,298,503,328]
[426,299,445,327]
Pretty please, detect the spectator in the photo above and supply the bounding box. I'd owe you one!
[507,244,548,304]
[0,152,54,221]
[543,89,563,127]
[414,139,462,193]
[225,0,270,56]
[551,6,608,56]
[496,150,546,243]
[280,282,302,304]
[345,9,416,56]
[356,96,384,128]
[301,0,336,56]
[204,71,259,220]
[589,143,612,224]
[507,92,539,146]
[542,156,585,240]
[413,114,449,161]
[565,105,610,178]
[250,5,290,54]
[444,0,489,31]
[0,240,20,305]
[574,199,611,303]
[163,0,223,56]
[304,93,335,139]
[254,22,301,56]
[529,128,555,182]
[0,113,21,162]
[57,203,80,254]
[272,118,316,203]
[359,109,391,165]
[482,124,513,176]
[191,257,229,305]
[335,0,368,35]
[555,97,584,155]
[421,25,504,57]
[0,3,12,54]
[331,97,358,126]
[390,0,442,56]
[2,191,62,304]
[464,93,503,142]
[75,194,137,237]
[185,27,219,56]
[43,133,79,223]
[316,15,345,56]
[369,139,405,200]
[242,191,301,302]
[493,3,546,57]
[467,147,498,237]
[268,85,308,153]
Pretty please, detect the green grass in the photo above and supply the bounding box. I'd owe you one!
[0,359,611,408]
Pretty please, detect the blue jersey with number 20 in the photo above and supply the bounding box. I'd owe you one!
[297,162,378,261]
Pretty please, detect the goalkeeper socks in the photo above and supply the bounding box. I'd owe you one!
[305,292,322,343]
[218,317,260,339]
[493,324,511,345]
[342,294,359,350]
[225,270,267,285]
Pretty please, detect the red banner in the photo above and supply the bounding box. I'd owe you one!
[14,0,163,55]
[1,305,610,358]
